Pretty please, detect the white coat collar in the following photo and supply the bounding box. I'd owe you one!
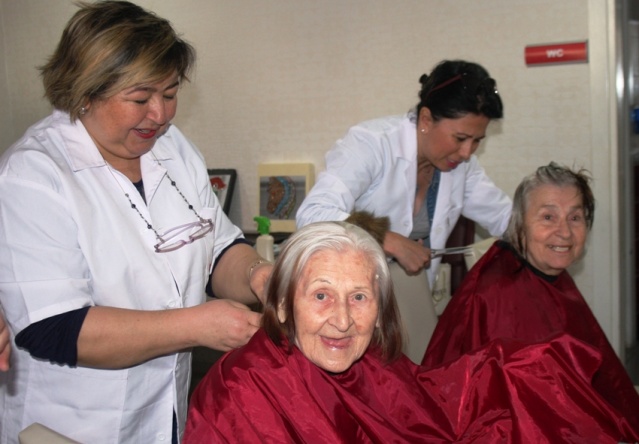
[386,114,418,162]
[397,114,418,193]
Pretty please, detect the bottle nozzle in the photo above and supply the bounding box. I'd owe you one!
[253,216,271,235]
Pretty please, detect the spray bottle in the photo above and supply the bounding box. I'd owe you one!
[253,216,275,262]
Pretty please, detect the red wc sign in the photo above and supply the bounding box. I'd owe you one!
[525,41,588,66]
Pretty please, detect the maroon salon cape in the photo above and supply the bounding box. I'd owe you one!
[423,240,639,432]
[185,329,638,443]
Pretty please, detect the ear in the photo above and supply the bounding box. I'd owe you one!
[81,98,92,112]
[277,301,287,323]
[520,231,528,258]
[418,107,434,132]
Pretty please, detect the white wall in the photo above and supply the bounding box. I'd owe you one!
[0,1,624,350]
[0,1,11,149]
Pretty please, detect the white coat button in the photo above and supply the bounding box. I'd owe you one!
[167,300,176,308]
[157,433,166,441]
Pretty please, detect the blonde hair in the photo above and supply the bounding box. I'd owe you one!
[40,1,195,121]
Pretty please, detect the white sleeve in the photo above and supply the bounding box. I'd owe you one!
[460,156,512,236]
[0,177,92,332]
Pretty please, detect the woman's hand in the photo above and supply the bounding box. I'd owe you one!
[249,262,273,305]
[384,231,431,275]
[0,312,10,371]
[196,299,262,351]
[77,301,262,368]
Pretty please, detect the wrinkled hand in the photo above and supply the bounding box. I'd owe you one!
[0,314,11,371]
[197,299,262,352]
[384,232,431,275]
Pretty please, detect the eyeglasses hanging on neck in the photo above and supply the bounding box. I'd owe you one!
[108,159,215,253]
[153,218,213,253]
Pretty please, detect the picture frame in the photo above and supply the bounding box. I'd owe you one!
[208,169,237,215]
[257,163,314,232]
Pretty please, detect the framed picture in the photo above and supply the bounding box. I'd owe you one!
[208,169,237,215]
[257,163,314,232]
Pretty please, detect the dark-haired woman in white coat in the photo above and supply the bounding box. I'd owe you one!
[296,60,511,362]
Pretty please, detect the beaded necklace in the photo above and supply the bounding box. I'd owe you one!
[106,160,207,243]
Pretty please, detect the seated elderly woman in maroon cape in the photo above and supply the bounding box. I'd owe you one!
[185,221,638,443]
[423,162,639,431]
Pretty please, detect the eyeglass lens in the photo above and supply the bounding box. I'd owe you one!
[154,219,214,253]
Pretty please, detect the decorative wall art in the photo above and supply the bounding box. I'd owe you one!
[208,169,237,215]
[257,163,314,232]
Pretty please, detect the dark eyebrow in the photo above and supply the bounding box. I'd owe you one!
[455,132,486,140]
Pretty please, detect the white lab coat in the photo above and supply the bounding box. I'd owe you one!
[296,114,512,287]
[0,111,242,443]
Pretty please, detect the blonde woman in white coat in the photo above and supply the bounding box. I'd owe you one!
[296,60,511,362]
[0,3,272,442]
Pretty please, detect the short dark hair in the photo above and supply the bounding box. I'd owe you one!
[415,59,503,122]
[262,221,404,364]
[40,1,195,121]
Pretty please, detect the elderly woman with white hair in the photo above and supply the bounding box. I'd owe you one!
[424,162,639,434]
[185,221,638,443]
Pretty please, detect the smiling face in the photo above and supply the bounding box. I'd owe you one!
[418,108,490,171]
[523,184,588,275]
[282,248,380,373]
[80,73,180,171]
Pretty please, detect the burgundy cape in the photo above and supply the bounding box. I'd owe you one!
[185,329,638,443]
[423,240,639,432]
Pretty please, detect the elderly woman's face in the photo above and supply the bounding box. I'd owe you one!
[523,184,587,275]
[80,73,179,168]
[288,248,380,373]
